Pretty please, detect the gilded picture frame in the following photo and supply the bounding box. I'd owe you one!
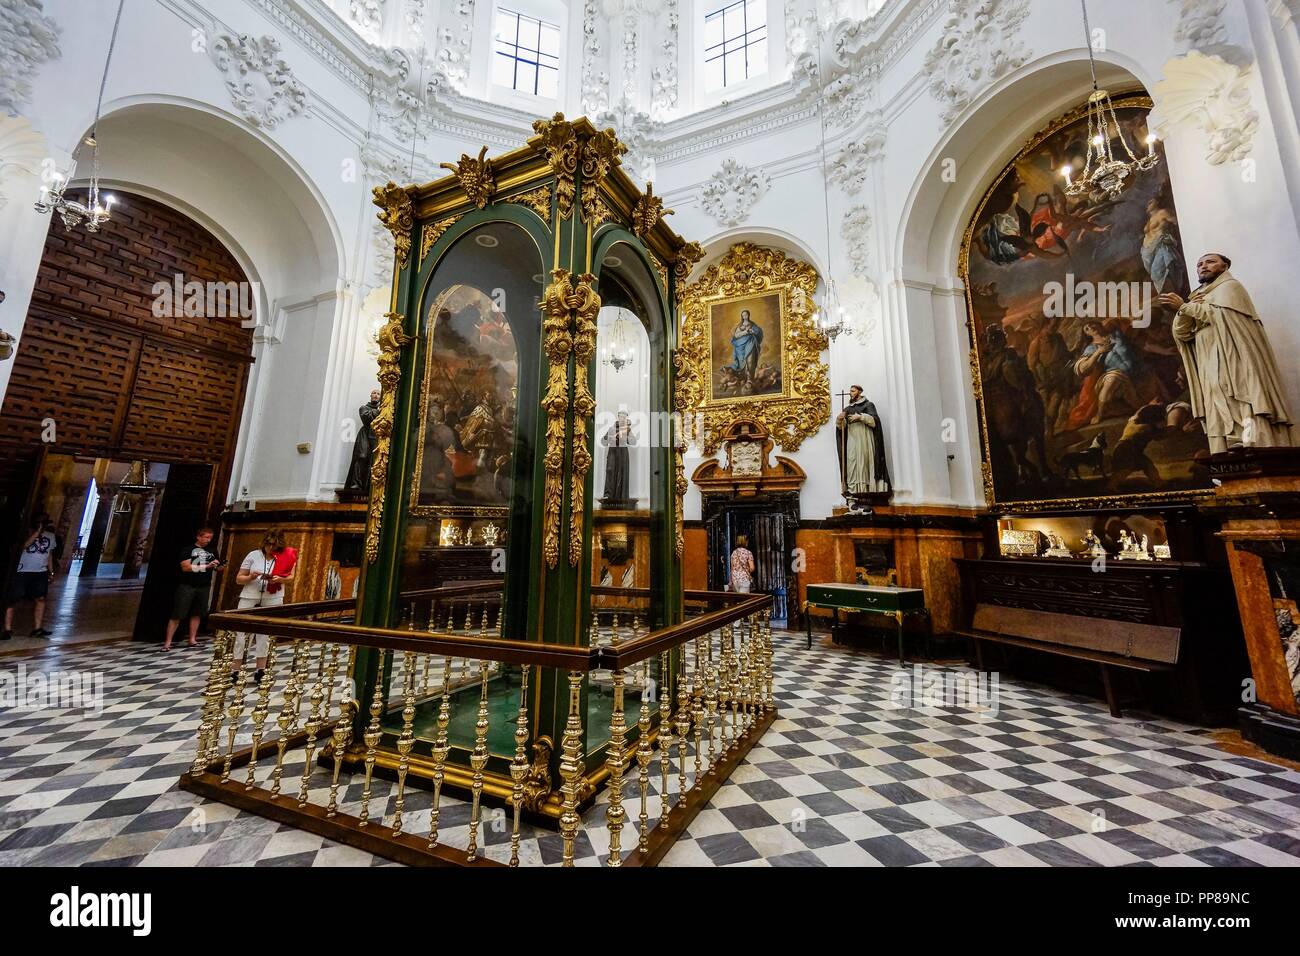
[677,242,828,455]
[959,93,1213,513]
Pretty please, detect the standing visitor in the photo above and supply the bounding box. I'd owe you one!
[2,514,59,640]
[164,526,221,650]
[232,528,297,683]
[729,534,756,595]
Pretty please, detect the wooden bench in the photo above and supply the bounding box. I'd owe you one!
[954,603,1179,718]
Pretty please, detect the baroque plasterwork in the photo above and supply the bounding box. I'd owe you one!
[921,0,1031,127]
[827,127,885,193]
[699,158,770,227]
[840,203,873,277]
[1154,50,1259,165]
[209,32,310,129]
[1170,0,1229,49]
[0,0,61,117]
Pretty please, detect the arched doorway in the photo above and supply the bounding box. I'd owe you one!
[0,191,254,647]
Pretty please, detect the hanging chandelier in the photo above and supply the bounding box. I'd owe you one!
[600,311,637,372]
[812,279,848,343]
[34,0,125,233]
[1060,0,1159,201]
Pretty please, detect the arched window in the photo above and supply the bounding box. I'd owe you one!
[701,0,768,92]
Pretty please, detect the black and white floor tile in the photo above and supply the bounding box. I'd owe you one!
[2,635,1299,867]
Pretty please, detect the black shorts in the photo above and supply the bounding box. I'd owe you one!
[8,571,50,602]
[172,583,210,620]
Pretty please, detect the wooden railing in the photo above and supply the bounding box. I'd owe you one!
[179,587,775,866]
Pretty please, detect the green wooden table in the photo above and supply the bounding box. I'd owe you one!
[803,583,927,661]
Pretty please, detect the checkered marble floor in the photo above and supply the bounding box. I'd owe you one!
[2,634,1300,867]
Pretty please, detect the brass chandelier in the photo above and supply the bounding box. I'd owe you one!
[1060,0,1159,201]
[34,0,125,233]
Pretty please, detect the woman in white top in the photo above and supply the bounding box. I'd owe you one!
[232,528,294,683]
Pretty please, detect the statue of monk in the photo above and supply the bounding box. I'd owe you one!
[1159,253,1294,453]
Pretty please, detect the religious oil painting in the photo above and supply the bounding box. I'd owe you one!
[707,291,784,402]
[410,283,519,512]
[676,242,827,455]
[962,95,1211,509]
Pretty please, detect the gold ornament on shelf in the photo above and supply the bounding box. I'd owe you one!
[579,127,626,225]
[504,185,553,221]
[439,145,496,209]
[569,273,601,567]
[365,312,414,563]
[531,113,579,220]
[373,181,415,268]
[419,215,461,267]
[676,242,829,455]
[540,270,575,568]
[632,182,673,238]
[673,241,704,307]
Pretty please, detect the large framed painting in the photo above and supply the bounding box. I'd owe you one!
[409,283,518,517]
[677,242,828,455]
[960,94,1211,511]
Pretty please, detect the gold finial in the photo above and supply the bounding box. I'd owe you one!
[440,145,496,209]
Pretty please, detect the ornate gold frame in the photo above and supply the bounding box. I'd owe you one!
[958,93,1212,514]
[676,242,828,455]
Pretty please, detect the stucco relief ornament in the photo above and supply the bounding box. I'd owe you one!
[828,129,884,193]
[593,93,654,184]
[1154,50,1259,166]
[699,159,770,227]
[822,73,868,129]
[841,204,872,278]
[1171,0,1229,49]
[922,0,1031,126]
[209,33,309,129]
[0,0,61,117]
[0,113,46,209]
[348,0,385,41]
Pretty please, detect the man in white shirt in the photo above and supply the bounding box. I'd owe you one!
[3,515,59,640]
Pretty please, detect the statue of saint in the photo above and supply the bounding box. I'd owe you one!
[1160,253,1295,452]
[344,389,381,493]
[836,385,891,498]
[599,411,637,506]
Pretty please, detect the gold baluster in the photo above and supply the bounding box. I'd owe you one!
[428,656,454,847]
[273,639,310,796]
[635,658,653,852]
[508,663,533,867]
[466,657,492,861]
[358,648,387,827]
[296,644,329,807]
[674,653,691,801]
[391,650,418,835]
[705,632,719,771]
[733,624,743,749]
[220,658,251,785]
[719,625,734,751]
[657,653,674,816]
[207,632,239,768]
[326,647,358,817]
[558,669,586,867]
[764,610,775,712]
[605,627,628,866]
[323,641,341,715]
[737,623,751,735]
[245,638,279,789]
[191,630,230,776]
[691,637,704,779]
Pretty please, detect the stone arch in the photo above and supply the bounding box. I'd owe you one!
[890,52,1156,507]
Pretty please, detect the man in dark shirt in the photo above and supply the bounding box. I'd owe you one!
[164,527,221,649]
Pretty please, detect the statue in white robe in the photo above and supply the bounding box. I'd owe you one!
[1160,254,1294,453]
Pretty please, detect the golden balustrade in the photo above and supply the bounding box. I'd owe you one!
[179,586,775,867]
